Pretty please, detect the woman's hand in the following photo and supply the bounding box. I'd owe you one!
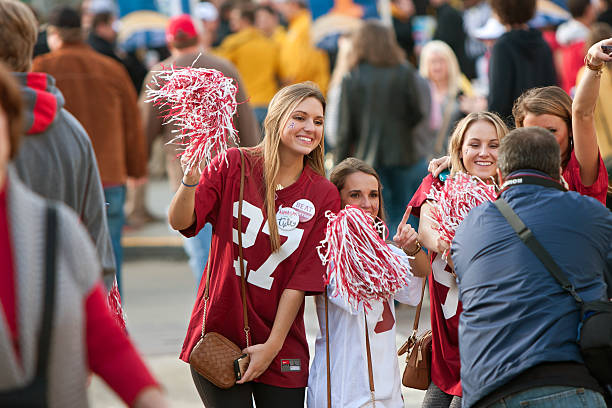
[180,156,201,186]
[132,387,169,408]
[428,156,451,178]
[236,341,281,384]
[437,237,450,254]
[585,38,612,68]
[394,206,419,254]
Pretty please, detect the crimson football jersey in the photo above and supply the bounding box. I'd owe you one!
[409,174,462,396]
[562,149,607,205]
[179,148,340,388]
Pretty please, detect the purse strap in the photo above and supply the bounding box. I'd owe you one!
[323,292,378,407]
[364,313,376,407]
[201,149,251,346]
[324,292,331,408]
[37,204,57,380]
[493,198,584,304]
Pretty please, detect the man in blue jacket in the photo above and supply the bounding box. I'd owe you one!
[452,126,611,408]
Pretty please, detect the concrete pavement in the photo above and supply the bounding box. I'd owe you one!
[89,178,430,407]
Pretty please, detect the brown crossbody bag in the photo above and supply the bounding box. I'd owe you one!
[189,148,251,389]
[397,277,432,390]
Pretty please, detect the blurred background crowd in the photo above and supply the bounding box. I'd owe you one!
[15,0,612,289]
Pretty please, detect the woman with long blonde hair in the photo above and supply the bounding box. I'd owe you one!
[169,82,340,407]
[408,111,509,408]
[419,40,481,157]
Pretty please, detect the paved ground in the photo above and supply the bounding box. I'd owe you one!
[88,179,431,407]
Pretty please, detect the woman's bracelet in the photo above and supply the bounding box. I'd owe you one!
[403,240,422,257]
[584,55,604,76]
[181,180,199,188]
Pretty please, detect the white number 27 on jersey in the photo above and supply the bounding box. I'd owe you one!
[232,201,304,290]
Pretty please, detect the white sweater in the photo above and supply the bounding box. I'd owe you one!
[307,246,423,408]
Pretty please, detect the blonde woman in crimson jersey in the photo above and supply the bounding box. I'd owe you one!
[169,82,340,407]
[409,112,508,408]
[307,158,431,408]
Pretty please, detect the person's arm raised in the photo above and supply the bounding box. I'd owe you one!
[572,38,612,185]
[168,160,200,230]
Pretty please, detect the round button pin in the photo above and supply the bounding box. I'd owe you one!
[276,206,299,231]
[292,199,316,223]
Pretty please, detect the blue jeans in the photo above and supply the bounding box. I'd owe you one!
[253,106,268,129]
[184,223,212,283]
[376,159,428,234]
[488,386,607,408]
[104,185,126,295]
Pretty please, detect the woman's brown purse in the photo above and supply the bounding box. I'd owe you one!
[397,277,432,390]
[189,149,251,389]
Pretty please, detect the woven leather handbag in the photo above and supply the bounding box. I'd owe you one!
[398,278,432,390]
[189,149,251,389]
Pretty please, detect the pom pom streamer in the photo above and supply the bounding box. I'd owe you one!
[145,60,239,172]
[317,206,413,311]
[107,277,127,331]
[426,172,497,251]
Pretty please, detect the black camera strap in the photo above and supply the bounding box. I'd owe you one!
[499,174,567,194]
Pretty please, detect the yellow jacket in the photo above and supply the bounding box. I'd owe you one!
[214,27,280,106]
[279,10,330,94]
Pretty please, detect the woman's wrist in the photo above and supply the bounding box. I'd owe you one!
[181,179,198,188]
[403,240,422,256]
[263,338,283,358]
[584,55,604,75]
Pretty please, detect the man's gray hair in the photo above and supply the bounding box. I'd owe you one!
[498,127,561,179]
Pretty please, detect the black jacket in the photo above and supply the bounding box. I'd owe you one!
[488,28,557,125]
[335,63,423,168]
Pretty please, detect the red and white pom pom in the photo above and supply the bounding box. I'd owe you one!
[427,172,497,248]
[107,277,127,331]
[317,206,413,311]
[145,59,239,172]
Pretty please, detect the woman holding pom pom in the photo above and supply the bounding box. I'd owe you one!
[307,158,430,408]
[408,111,508,408]
[168,82,340,407]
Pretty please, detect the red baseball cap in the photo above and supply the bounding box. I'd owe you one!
[166,14,198,44]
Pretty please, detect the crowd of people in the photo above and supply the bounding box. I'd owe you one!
[0,0,611,407]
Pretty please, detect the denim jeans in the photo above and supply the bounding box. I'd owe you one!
[253,106,268,127]
[488,386,607,408]
[184,223,212,283]
[104,185,126,294]
[375,159,428,234]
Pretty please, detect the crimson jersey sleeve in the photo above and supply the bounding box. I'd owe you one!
[86,283,159,405]
[562,150,608,205]
[285,182,340,294]
[408,174,440,218]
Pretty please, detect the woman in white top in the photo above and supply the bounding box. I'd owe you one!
[308,158,431,408]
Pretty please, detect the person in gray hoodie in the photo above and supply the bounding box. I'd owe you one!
[0,0,116,289]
